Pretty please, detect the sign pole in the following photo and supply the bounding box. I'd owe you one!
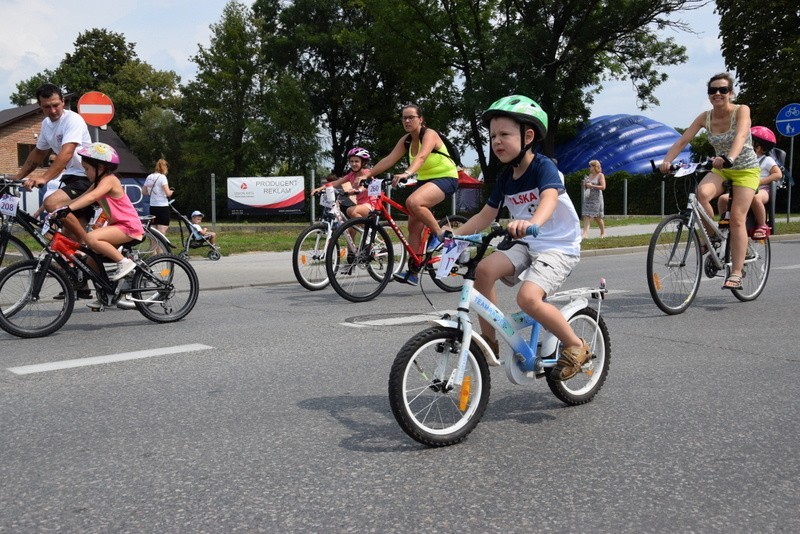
[210,173,217,230]
[788,137,794,223]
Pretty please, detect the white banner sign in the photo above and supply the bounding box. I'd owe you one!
[227,176,305,214]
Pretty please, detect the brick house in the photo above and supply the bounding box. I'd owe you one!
[1,100,149,211]
[0,101,148,179]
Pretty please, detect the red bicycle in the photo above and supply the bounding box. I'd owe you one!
[324,177,467,302]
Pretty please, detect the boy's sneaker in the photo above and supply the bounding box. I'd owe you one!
[550,339,591,381]
[392,270,419,286]
[86,299,103,311]
[426,234,442,253]
[111,258,136,281]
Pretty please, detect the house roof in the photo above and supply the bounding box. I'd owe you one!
[0,102,148,176]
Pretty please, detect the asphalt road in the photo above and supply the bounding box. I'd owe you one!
[1,238,799,532]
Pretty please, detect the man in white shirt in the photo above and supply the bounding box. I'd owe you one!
[13,83,92,236]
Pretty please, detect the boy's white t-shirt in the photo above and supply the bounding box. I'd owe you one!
[757,155,778,191]
[487,155,581,256]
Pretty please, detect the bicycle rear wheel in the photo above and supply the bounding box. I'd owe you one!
[428,215,468,292]
[292,223,330,290]
[131,254,199,323]
[546,307,610,405]
[732,236,770,301]
[646,214,701,315]
[326,218,393,302]
[0,234,34,270]
[388,327,490,447]
[0,259,74,338]
[130,228,170,262]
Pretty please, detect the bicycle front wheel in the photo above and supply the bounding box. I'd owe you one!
[733,236,770,302]
[292,223,330,290]
[326,218,393,302]
[646,215,701,315]
[131,254,199,323]
[0,259,74,338]
[0,234,34,270]
[428,215,468,292]
[546,307,610,405]
[388,327,491,447]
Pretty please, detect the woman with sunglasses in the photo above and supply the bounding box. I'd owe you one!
[660,72,759,291]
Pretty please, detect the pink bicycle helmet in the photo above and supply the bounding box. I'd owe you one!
[750,126,776,149]
[347,147,370,160]
[77,142,121,165]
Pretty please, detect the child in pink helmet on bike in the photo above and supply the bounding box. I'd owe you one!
[716,126,782,240]
[52,142,145,306]
[313,147,373,219]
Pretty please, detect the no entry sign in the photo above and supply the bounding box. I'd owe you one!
[77,91,115,127]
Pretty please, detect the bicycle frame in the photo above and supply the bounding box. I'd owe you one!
[367,181,444,269]
[684,192,728,272]
[431,231,606,385]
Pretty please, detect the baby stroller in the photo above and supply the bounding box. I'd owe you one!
[170,202,222,261]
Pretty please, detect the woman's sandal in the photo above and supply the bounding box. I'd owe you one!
[722,274,743,290]
[752,225,770,240]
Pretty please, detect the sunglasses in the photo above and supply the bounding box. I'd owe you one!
[707,86,731,95]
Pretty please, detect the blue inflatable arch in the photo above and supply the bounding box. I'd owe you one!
[554,114,693,175]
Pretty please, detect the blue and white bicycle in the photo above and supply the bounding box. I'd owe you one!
[388,225,610,447]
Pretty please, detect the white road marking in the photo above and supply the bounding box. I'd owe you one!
[7,344,213,375]
[774,264,800,270]
[343,312,458,328]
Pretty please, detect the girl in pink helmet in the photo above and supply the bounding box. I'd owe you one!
[313,147,374,218]
[716,126,781,240]
[52,143,145,306]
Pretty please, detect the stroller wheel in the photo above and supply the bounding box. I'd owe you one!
[179,251,190,261]
[208,250,221,261]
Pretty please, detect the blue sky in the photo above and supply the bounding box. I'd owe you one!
[1,0,725,148]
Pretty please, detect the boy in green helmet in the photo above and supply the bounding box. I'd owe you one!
[447,95,587,381]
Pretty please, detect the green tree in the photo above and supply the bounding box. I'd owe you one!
[180,1,319,212]
[716,0,800,132]
[266,0,455,174]
[370,0,703,179]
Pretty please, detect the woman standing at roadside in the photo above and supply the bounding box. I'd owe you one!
[143,158,174,234]
[581,159,606,238]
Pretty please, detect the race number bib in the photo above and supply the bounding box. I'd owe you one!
[0,194,19,217]
[367,179,382,198]
[435,239,469,279]
[320,188,335,209]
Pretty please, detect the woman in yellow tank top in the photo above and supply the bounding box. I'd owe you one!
[365,104,459,284]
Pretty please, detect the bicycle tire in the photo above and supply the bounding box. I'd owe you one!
[428,215,468,292]
[292,223,331,290]
[0,259,74,338]
[545,307,610,405]
[646,214,701,315]
[0,234,34,270]
[732,236,770,301]
[379,221,407,275]
[388,326,490,447]
[130,228,170,262]
[326,218,394,302]
[131,254,199,323]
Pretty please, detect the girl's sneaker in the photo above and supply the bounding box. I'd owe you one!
[111,258,136,281]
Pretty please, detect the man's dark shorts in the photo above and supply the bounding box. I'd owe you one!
[57,174,93,220]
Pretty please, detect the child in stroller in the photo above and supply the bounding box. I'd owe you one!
[170,203,222,260]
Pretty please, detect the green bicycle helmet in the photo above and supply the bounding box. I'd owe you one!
[481,95,548,141]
